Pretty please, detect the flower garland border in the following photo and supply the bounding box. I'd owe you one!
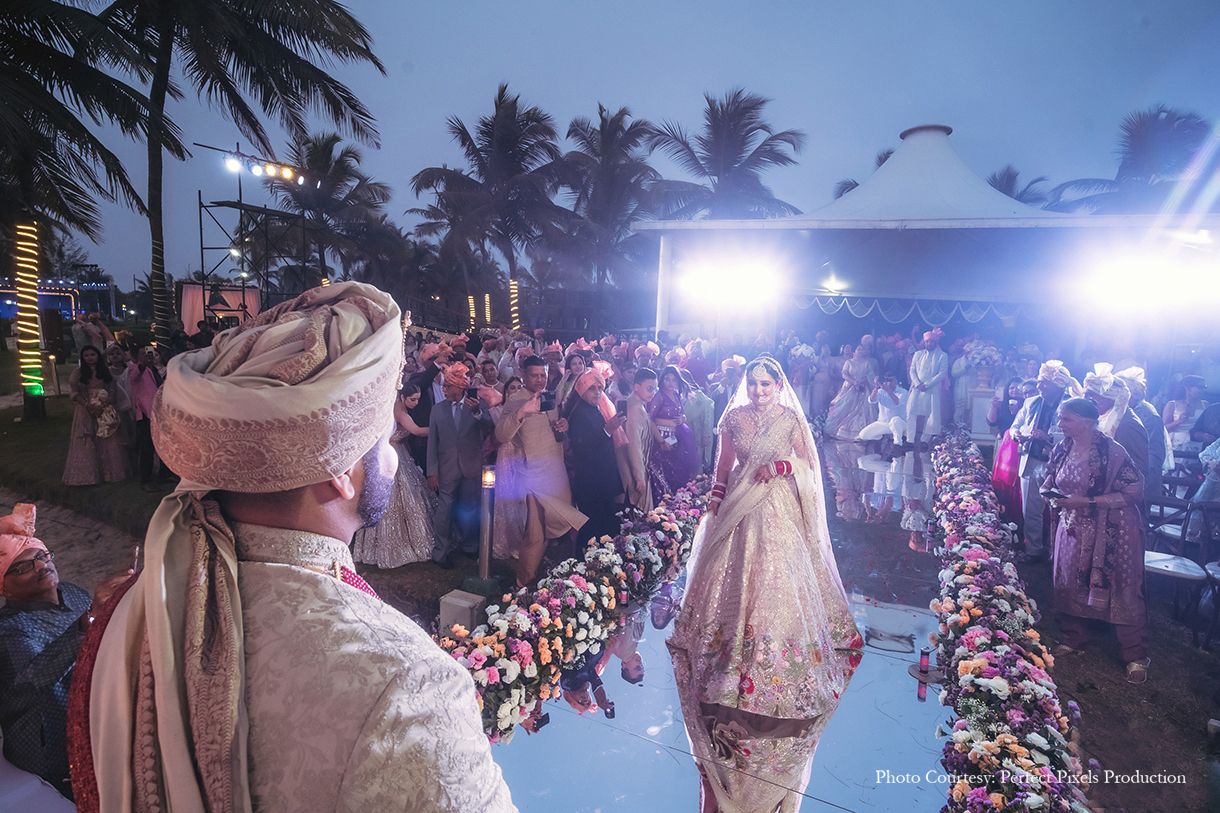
[929,427,1090,812]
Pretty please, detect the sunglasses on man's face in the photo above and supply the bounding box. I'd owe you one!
[6,550,54,577]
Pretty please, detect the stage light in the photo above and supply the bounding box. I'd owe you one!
[264,163,277,175]
[680,257,780,308]
[251,165,264,176]
[225,157,242,172]
[297,176,306,186]
[824,274,845,293]
[1085,248,1219,313]
[281,167,293,179]
[229,248,241,257]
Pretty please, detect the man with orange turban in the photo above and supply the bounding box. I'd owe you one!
[1,504,127,798]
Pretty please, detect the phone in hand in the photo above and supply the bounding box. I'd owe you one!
[466,387,478,400]
[1042,488,1067,501]
[539,391,556,412]
[616,400,628,415]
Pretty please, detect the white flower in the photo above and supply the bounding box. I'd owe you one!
[524,662,538,679]
[1025,793,1045,808]
[473,669,488,686]
[577,611,589,624]
[576,641,589,654]
[576,628,588,640]
[502,660,521,684]
[1025,732,1050,750]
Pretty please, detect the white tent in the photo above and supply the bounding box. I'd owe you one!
[634,124,1220,331]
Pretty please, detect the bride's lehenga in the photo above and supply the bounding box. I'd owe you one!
[668,384,861,813]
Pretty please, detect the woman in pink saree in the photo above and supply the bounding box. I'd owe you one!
[669,356,862,812]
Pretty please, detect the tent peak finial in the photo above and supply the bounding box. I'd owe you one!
[899,124,953,140]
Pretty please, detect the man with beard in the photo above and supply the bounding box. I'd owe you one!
[69,284,514,812]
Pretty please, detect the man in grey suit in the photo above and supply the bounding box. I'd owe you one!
[427,365,493,568]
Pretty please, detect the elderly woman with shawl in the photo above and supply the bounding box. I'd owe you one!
[668,356,861,813]
[567,365,628,542]
[1042,398,1150,684]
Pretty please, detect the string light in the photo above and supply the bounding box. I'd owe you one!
[467,295,477,331]
[509,279,521,331]
[319,277,330,287]
[483,293,491,325]
[14,223,43,395]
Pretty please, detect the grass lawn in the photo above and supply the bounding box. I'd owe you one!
[0,396,162,537]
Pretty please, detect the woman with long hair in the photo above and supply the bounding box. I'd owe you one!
[648,365,700,501]
[669,356,861,812]
[351,383,437,568]
[62,345,128,485]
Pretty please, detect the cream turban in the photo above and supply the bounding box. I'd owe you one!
[153,282,403,493]
[0,503,45,594]
[1038,360,1075,389]
[1114,366,1148,401]
[1083,362,1131,437]
[86,283,403,813]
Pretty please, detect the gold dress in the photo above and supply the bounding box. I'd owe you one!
[669,403,861,813]
[352,428,438,568]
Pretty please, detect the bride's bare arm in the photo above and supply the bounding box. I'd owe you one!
[709,423,735,516]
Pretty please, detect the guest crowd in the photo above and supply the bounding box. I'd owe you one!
[6,301,1216,804]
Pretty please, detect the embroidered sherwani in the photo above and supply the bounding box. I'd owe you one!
[233,523,516,813]
[906,347,948,432]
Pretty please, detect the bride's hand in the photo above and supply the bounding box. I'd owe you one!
[710,500,720,517]
[753,464,775,484]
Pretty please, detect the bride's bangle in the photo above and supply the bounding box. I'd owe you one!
[769,460,793,477]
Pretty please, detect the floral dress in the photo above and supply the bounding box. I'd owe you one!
[668,404,861,813]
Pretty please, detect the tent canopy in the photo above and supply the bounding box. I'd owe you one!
[634,124,1220,310]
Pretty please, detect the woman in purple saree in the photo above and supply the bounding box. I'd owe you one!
[649,365,700,501]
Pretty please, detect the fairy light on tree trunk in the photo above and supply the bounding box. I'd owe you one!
[14,223,44,395]
[483,293,491,326]
[509,279,520,330]
[467,295,477,331]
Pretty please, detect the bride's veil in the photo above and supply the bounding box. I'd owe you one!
[708,354,846,597]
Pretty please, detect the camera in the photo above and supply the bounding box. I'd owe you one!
[539,391,556,412]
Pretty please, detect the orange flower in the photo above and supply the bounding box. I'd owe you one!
[451,624,469,637]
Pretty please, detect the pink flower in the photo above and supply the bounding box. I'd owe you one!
[565,597,577,607]
[468,651,487,669]
[486,667,500,684]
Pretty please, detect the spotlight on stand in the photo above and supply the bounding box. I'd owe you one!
[224,156,242,173]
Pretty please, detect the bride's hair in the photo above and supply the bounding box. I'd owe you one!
[744,355,783,385]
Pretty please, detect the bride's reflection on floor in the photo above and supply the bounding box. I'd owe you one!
[490,440,947,812]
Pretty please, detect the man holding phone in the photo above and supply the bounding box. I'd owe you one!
[427,364,494,569]
[495,356,587,587]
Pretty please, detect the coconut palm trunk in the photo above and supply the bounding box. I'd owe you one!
[146,19,174,349]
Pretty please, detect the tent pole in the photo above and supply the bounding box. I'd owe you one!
[655,234,671,341]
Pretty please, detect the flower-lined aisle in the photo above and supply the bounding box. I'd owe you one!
[929,428,1090,813]
[438,475,711,742]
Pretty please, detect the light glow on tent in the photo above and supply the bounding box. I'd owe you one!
[680,258,780,308]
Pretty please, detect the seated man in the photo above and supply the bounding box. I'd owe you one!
[0,505,125,799]
[859,374,909,449]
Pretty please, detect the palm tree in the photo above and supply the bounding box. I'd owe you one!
[562,105,659,292]
[258,133,391,282]
[833,149,892,200]
[648,89,806,219]
[410,84,570,285]
[99,0,384,349]
[1047,104,1212,213]
[0,0,172,240]
[987,165,1049,206]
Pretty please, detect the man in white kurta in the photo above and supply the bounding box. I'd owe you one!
[859,374,908,445]
[74,283,515,813]
[906,330,949,448]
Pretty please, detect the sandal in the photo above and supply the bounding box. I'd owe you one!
[1125,657,1150,685]
[603,701,615,719]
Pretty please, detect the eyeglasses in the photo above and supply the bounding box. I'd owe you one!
[5,550,54,577]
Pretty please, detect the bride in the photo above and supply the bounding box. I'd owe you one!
[668,355,862,813]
